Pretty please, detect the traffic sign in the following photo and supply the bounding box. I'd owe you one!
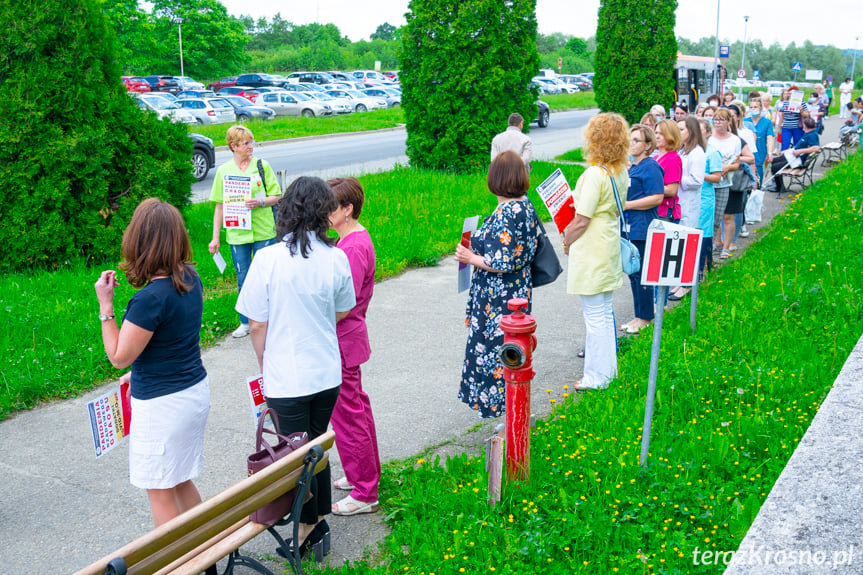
[719,44,730,58]
[558,57,562,68]
[737,68,746,79]
[792,62,803,72]
[641,221,703,286]
[753,70,760,80]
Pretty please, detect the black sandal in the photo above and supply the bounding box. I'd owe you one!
[577,349,585,359]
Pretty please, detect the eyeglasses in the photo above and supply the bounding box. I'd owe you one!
[240,140,254,146]
[713,118,727,123]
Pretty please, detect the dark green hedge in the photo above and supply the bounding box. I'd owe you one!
[0,0,193,271]
[400,0,541,171]
[595,0,678,124]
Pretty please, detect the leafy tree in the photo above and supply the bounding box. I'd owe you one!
[0,0,193,271]
[565,37,589,58]
[371,22,398,42]
[103,0,162,74]
[400,0,540,171]
[595,0,677,123]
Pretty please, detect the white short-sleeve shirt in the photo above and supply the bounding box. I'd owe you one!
[236,233,356,398]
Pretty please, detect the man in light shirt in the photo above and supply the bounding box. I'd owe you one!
[491,113,532,172]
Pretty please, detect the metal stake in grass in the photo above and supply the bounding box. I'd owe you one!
[640,285,667,468]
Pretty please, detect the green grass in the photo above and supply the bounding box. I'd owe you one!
[0,161,584,419]
[310,150,863,574]
[543,92,596,112]
[192,107,405,146]
[555,148,585,162]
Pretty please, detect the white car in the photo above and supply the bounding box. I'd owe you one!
[304,92,352,114]
[134,95,197,124]
[258,91,333,117]
[173,76,205,91]
[175,98,237,124]
[350,70,395,86]
[325,90,388,112]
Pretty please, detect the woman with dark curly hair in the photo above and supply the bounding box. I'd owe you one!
[236,176,356,555]
[94,198,210,530]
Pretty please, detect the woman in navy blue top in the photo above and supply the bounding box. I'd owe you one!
[94,198,210,530]
[619,124,666,334]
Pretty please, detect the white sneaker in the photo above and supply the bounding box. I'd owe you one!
[740,225,750,238]
[232,324,250,338]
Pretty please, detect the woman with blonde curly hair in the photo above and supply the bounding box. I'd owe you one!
[562,113,629,391]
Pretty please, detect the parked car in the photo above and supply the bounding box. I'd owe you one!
[559,74,592,91]
[217,86,260,102]
[532,77,562,94]
[285,71,336,85]
[325,89,388,112]
[532,100,550,128]
[221,95,276,121]
[143,75,180,93]
[257,91,332,117]
[327,71,353,82]
[175,98,237,124]
[361,87,401,107]
[235,73,288,89]
[350,70,394,86]
[383,71,400,82]
[134,94,196,124]
[252,86,287,95]
[208,76,238,91]
[189,133,215,181]
[764,81,788,97]
[303,92,352,114]
[281,83,319,93]
[121,76,150,93]
[176,90,217,99]
[173,76,205,91]
[142,91,177,104]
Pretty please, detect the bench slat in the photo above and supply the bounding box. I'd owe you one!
[74,431,334,575]
[166,521,270,575]
[151,518,249,575]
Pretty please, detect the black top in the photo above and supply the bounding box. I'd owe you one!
[123,269,207,400]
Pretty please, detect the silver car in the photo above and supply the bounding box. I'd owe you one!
[134,95,197,124]
[325,90,388,112]
[361,87,401,108]
[175,98,237,125]
[304,92,352,114]
[258,91,332,117]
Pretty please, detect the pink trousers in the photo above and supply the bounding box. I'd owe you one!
[330,363,381,503]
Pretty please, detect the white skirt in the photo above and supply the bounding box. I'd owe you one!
[129,376,210,490]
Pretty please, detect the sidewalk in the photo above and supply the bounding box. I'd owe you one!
[0,113,848,574]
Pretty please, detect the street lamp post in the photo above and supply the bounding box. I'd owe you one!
[853,36,859,84]
[172,16,185,78]
[738,15,749,100]
[713,0,721,95]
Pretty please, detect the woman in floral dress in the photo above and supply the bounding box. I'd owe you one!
[454,151,539,418]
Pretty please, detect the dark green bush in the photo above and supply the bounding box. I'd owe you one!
[595,0,678,124]
[400,0,541,171]
[0,0,193,271]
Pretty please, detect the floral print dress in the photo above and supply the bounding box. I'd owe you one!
[459,199,539,418]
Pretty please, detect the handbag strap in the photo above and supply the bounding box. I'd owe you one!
[600,165,629,240]
[524,197,549,239]
[255,406,283,453]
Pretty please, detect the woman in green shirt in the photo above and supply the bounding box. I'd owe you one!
[208,125,282,338]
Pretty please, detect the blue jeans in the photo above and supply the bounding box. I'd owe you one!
[628,239,654,321]
[230,237,278,324]
[781,127,803,151]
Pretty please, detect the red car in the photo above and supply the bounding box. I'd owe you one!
[208,76,238,91]
[217,86,260,103]
[121,76,151,93]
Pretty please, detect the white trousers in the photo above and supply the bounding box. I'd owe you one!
[580,291,617,389]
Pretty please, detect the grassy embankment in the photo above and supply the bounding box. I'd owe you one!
[307,150,863,575]
[0,161,584,419]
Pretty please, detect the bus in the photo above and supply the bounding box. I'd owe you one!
[673,53,722,112]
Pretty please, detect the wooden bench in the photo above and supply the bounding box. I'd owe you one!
[780,151,820,193]
[74,430,336,575]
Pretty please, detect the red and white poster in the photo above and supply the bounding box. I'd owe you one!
[223,175,253,230]
[247,373,268,429]
[535,169,575,234]
[87,381,132,459]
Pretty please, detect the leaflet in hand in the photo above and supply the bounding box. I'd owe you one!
[783,148,802,168]
[458,216,479,293]
[87,381,132,459]
[535,168,575,234]
[247,374,269,430]
[223,175,253,230]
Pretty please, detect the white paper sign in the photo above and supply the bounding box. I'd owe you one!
[783,148,802,169]
[212,251,227,274]
[458,216,479,293]
[246,374,269,430]
[223,175,252,230]
[788,90,804,114]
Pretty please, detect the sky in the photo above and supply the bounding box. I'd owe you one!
[218,0,862,51]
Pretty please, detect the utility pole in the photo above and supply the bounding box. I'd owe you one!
[738,16,749,100]
[713,0,721,95]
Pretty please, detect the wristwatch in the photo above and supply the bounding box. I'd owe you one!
[99,313,115,322]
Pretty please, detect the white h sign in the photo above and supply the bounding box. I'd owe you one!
[641,221,704,286]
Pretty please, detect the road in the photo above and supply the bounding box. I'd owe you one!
[190,109,597,201]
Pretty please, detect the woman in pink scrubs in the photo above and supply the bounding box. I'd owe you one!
[327,177,381,516]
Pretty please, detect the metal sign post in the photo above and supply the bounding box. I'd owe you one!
[638,221,703,467]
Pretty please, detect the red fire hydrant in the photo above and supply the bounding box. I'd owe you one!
[499,298,537,483]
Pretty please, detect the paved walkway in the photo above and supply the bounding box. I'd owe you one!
[0,113,850,574]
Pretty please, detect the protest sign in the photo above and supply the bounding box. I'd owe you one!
[222,175,253,230]
[87,381,131,459]
[535,169,575,234]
